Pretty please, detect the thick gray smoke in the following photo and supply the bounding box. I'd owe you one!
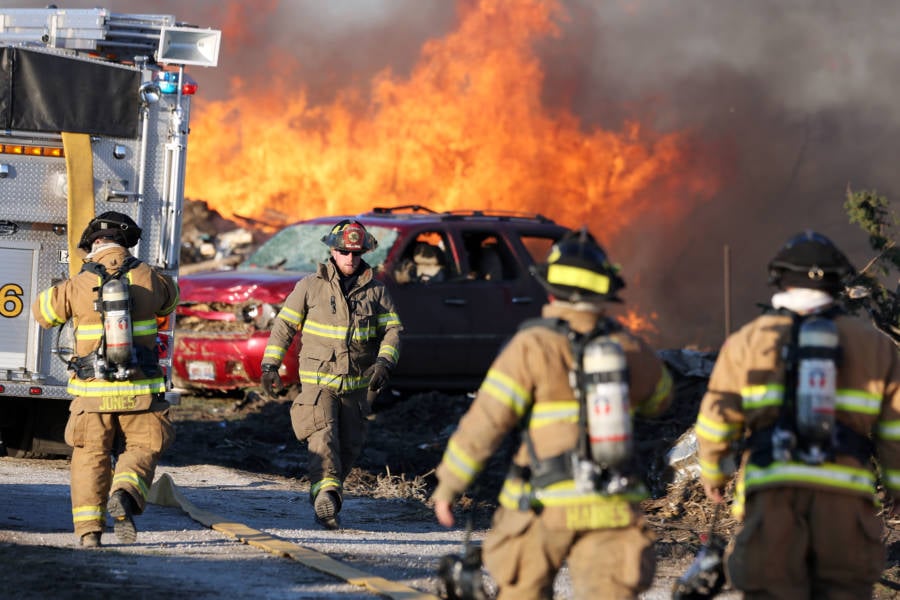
[7,0,898,348]
[538,1,900,347]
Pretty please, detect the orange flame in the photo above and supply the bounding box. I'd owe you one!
[186,0,722,242]
[617,309,660,337]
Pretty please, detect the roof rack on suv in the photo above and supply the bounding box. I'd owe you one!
[369,205,555,224]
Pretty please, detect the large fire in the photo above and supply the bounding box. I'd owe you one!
[185,0,721,244]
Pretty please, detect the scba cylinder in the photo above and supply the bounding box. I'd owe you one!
[102,278,133,366]
[582,338,632,468]
[796,317,839,445]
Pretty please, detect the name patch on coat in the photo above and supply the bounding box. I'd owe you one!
[565,497,633,530]
[98,396,139,412]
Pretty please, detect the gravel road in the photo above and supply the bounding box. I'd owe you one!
[0,456,738,599]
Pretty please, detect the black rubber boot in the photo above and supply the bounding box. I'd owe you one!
[107,489,137,544]
[79,532,102,548]
[313,490,342,530]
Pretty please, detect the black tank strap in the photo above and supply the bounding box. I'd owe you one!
[747,423,872,467]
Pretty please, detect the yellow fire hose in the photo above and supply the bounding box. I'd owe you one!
[61,132,95,278]
[149,473,438,600]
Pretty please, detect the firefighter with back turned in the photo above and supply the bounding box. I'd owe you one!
[695,230,900,598]
[31,211,179,548]
[432,228,673,599]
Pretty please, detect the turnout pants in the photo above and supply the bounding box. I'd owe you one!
[291,387,370,500]
[482,507,657,600]
[726,487,885,600]
[64,403,174,538]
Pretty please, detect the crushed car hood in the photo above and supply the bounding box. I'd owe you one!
[178,268,310,304]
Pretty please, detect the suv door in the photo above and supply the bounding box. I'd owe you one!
[453,226,560,376]
[385,228,473,385]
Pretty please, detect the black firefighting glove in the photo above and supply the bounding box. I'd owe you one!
[260,364,284,398]
[365,359,391,392]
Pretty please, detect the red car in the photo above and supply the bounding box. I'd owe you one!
[172,206,568,394]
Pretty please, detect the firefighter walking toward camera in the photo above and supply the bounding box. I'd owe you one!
[696,231,900,599]
[31,212,179,548]
[432,228,673,599]
[260,220,402,529]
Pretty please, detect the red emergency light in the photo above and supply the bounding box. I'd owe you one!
[28,386,42,395]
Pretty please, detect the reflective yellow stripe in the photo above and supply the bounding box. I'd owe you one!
[742,384,784,409]
[68,377,166,396]
[742,386,879,415]
[38,288,64,326]
[132,319,158,337]
[303,320,348,340]
[297,371,367,391]
[480,368,531,417]
[263,345,286,361]
[699,457,725,481]
[695,413,741,444]
[113,472,149,499]
[498,478,533,509]
[353,325,378,341]
[378,311,401,328]
[878,420,900,441]
[883,468,900,489]
[311,477,342,498]
[743,462,875,495]
[533,479,647,507]
[378,344,399,362]
[72,504,104,523]
[836,389,882,415]
[277,306,303,326]
[546,264,610,294]
[442,438,483,485]
[75,323,103,341]
[528,401,579,428]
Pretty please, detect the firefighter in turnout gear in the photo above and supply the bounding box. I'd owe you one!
[696,230,900,598]
[260,220,402,529]
[31,212,179,548]
[432,228,673,599]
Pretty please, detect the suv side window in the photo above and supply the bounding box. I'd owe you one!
[393,230,454,284]
[461,232,517,281]
[519,234,557,266]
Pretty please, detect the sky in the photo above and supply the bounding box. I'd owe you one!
[4,0,899,348]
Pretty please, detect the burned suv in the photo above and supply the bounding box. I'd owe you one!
[172,206,568,393]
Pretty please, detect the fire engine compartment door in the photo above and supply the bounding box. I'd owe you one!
[0,240,40,371]
[0,47,140,138]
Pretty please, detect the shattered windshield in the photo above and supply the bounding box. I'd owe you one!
[239,223,397,271]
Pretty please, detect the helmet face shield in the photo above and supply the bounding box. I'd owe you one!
[321,220,378,253]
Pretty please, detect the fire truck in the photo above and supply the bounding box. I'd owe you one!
[0,8,221,456]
